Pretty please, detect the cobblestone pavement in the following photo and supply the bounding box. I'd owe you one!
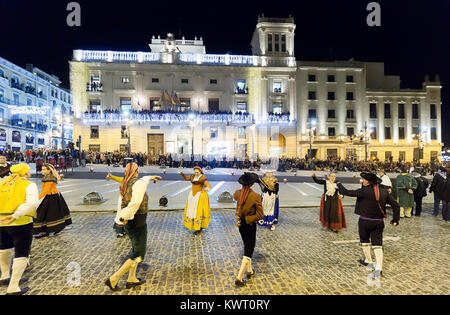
[7,205,449,295]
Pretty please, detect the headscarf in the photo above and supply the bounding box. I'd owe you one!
[193,166,204,174]
[120,162,139,197]
[42,163,61,182]
[0,164,30,197]
[260,172,278,192]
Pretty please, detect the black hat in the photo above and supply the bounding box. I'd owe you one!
[238,172,259,186]
[360,172,382,184]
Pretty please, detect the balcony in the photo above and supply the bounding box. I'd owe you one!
[38,91,47,100]
[9,119,48,132]
[82,110,254,125]
[11,81,24,91]
[87,82,103,92]
[267,113,292,124]
[25,86,37,96]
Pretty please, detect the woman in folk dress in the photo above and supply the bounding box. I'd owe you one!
[257,171,279,231]
[180,166,211,235]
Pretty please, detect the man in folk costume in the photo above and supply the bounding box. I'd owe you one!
[396,167,418,218]
[180,166,211,235]
[312,172,346,232]
[337,172,400,278]
[105,163,161,291]
[257,170,279,231]
[233,172,264,287]
[0,164,39,295]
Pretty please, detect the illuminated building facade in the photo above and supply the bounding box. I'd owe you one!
[70,16,442,162]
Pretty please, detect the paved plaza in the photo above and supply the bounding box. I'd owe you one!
[6,205,449,295]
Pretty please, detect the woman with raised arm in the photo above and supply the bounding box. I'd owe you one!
[179,166,211,235]
[312,172,346,233]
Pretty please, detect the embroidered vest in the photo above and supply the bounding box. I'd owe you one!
[121,177,148,228]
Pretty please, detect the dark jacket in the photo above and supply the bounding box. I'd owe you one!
[429,172,450,202]
[0,163,11,178]
[234,189,264,224]
[337,183,400,223]
[413,176,429,199]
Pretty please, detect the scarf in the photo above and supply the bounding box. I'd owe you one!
[260,175,278,192]
[120,163,139,197]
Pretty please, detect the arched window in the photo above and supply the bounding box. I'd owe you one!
[26,133,34,144]
[12,131,21,143]
[0,128,6,141]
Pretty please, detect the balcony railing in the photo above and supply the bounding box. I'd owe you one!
[86,82,103,92]
[11,81,24,91]
[267,113,292,124]
[82,111,254,124]
[9,119,48,132]
[25,86,36,96]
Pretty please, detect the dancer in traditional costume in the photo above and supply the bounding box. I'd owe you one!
[312,173,346,232]
[180,166,211,235]
[337,172,400,278]
[257,171,279,231]
[396,168,418,218]
[33,164,72,238]
[0,164,39,295]
[233,172,263,287]
[105,162,161,291]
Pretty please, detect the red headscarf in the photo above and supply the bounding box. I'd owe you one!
[120,162,139,197]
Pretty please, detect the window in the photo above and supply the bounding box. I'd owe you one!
[399,151,406,162]
[150,98,160,111]
[327,92,335,100]
[236,102,247,113]
[210,127,218,138]
[208,98,219,112]
[120,97,132,112]
[26,133,34,144]
[328,109,336,119]
[385,151,393,161]
[238,127,246,139]
[273,103,283,114]
[412,127,419,136]
[430,104,437,119]
[399,127,405,139]
[267,34,273,52]
[308,91,316,100]
[370,103,377,119]
[89,145,100,152]
[347,127,354,136]
[38,137,45,145]
[327,75,335,82]
[281,35,286,52]
[13,93,19,105]
[180,98,191,112]
[152,78,159,83]
[274,34,279,51]
[122,76,129,83]
[273,81,282,93]
[384,103,391,119]
[27,98,32,106]
[412,103,419,119]
[370,127,377,139]
[346,75,354,83]
[308,74,316,82]
[370,151,378,159]
[398,103,405,119]
[308,109,317,119]
[346,109,355,119]
[236,80,247,94]
[210,79,217,84]
[12,131,21,143]
[385,127,392,140]
[121,126,128,139]
[431,127,437,140]
[89,100,101,112]
[181,79,189,84]
[346,92,354,100]
[0,108,3,123]
[90,126,99,139]
[328,127,336,137]
[0,88,4,102]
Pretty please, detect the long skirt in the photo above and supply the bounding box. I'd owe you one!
[258,194,279,227]
[33,193,72,234]
[183,190,211,231]
[319,194,346,231]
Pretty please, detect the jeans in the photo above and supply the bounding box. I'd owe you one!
[433,194,441,216]
[443,201,449,221]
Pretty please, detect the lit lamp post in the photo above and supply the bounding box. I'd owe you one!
[306,119,317,163]
[359,121,372,162]
[412,131,425,164]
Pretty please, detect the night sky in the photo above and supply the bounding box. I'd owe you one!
[0,0,448,146]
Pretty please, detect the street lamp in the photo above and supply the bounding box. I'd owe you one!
[412,131,425,164]
[306,126,316,163]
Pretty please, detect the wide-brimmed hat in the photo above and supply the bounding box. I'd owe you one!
[238,172,259,186]
[360,172,382,184]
